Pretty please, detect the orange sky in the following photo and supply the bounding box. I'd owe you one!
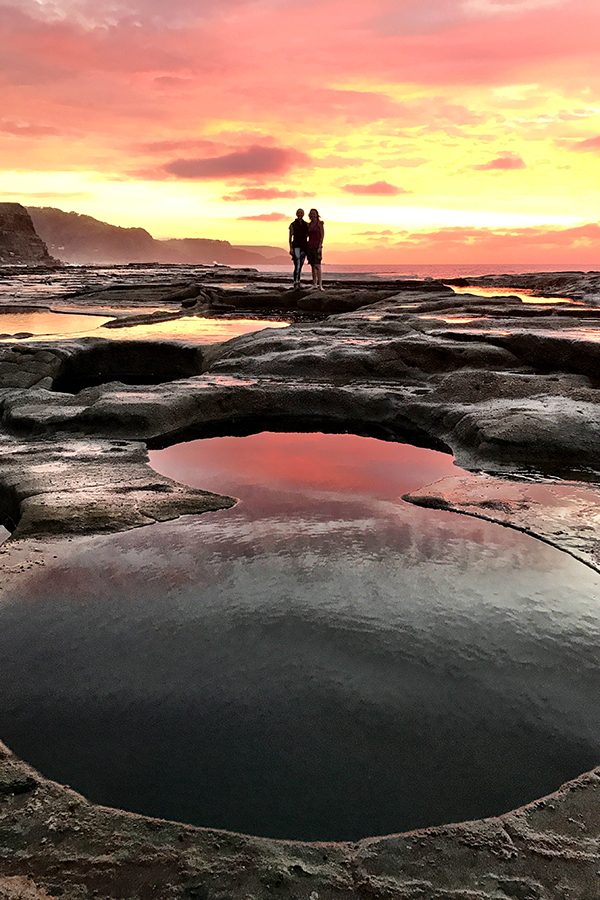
[1,0,599,263]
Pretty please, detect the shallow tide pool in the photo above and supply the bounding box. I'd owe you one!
[1,432,599,841]
[0,311,289,343]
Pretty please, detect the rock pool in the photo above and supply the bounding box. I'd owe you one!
[0,432,599,841]
[0,310,289,343]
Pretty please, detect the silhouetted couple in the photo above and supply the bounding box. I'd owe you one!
[289,208,324,291]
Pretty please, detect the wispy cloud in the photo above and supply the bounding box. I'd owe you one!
[223,187,298,201]
[164,146,310,180]
[238,212,289,221]
[341,181,409,195]
[572,135,600,151]
[473,152,526,170]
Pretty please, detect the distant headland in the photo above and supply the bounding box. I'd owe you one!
[0,202,289,267]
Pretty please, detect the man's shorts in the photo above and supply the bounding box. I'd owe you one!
[306,247,322,265]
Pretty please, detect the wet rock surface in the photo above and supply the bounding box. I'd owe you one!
[0,735,599,900]
[1,266,600,897]
[445,269,600,305]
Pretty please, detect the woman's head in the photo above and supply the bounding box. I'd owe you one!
[308,208,321,222]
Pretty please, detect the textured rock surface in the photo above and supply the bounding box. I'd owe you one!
[0,205,57,266]
[0,734,599,899]
[1,268,600,897]
[446,270,600,305]
[406,473,600,572]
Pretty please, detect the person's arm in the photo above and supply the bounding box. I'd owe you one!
[319,222,325,249]
[289,223,294,255]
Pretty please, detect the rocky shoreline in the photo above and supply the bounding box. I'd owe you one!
[0,267,599,898]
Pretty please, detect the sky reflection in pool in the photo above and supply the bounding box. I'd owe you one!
[450,285,580,305]
[0,310,111,338]
[0,312,289,343]
[100,316,289,343]
[1,433,599,841]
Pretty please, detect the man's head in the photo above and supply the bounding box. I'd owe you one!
[296,208,304,218]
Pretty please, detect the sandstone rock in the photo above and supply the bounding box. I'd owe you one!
[0,204,58,266]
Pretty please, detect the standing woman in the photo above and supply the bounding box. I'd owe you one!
[307,208,325,291]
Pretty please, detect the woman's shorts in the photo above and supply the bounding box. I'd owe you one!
[306,247,322,265]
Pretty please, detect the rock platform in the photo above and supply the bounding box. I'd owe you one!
[0,267,599,898]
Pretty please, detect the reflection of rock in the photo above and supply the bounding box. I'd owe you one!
[406,472,600,571]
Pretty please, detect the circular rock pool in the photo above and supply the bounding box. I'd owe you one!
[1,432,599,841]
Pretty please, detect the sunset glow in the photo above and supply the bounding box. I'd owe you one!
[1,0,599,263]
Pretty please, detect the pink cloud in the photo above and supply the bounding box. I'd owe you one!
[223,187,298,201]
[341,181,409,196]
[1,0,599,216]
[572,135,600,151]
[164,146,310,180]
[238,212,289,222]
[473,152,526,170]
[330,222,600,265]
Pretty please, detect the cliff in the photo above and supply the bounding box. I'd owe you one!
[28,207,156,264]
[0,203,57,265]
[28,207,288,266]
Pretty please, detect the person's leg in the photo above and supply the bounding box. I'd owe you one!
[316,263,323,289]
[293,249,302,284]
[298,249,306,284]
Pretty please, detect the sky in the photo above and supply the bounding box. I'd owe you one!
[0,0,599,263]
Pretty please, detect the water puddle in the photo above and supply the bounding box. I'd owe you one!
[99,317,289,344]
[418,314,487,324]
[0,311,289,344]
[1,432,599,841]
[450,285,581,305]
[0,310,111,339]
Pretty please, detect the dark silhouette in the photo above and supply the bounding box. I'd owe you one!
[289,208,309,287]
[307,208,325,291]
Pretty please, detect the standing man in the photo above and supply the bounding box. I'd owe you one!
[289,208,309,288]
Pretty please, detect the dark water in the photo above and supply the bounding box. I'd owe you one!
[1,433,599,841]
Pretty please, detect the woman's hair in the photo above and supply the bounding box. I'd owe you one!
[308,208,322,221]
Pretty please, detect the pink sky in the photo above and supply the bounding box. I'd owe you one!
[1,0,599,263]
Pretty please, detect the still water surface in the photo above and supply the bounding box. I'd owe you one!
[0,310,288,343]
[1,433,599,841]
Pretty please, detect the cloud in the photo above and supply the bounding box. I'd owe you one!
[395,222,600,254]
[332,221,600,265]
[164,145,310,180]
[1,0,256,28]
[223,187,298,201]
[0,120,60,136]
[572,135,600,151]
[473,152,526,170]
[341,181,409,196]
[238,212,288,221]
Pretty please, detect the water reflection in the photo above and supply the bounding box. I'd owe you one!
[0,311,289,344]
[1,433,599,842]
[0,310,111,339]
[99,317,289,344]
[450,285,580,305]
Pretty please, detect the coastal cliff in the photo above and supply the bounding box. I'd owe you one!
[27,206,288,266]
[0,204,57,266]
